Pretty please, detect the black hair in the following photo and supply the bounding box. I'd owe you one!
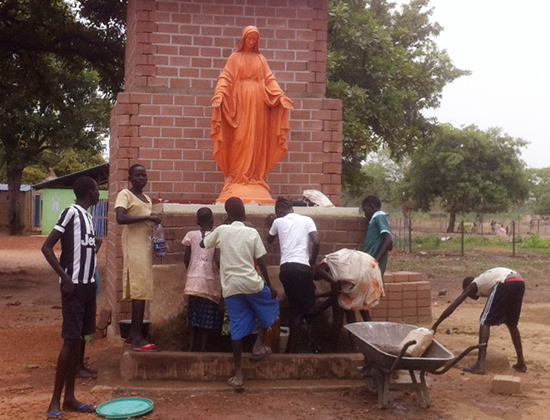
[225,197,245,221]
[275,196,293,214]
[462,276,475,289]
[197,207,213,225]
[362,195,381,209]
[129,164,146,176]
[73,176,97,199]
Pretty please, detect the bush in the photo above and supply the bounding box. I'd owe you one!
[413,235,442,249]
[519,235,550,249]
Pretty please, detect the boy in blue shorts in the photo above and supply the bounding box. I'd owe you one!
[201,197,279,392]
[42,176,100,419]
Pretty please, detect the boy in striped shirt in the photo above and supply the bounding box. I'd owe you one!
[42,176,100,418]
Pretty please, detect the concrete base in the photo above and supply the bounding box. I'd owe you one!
[120,349,363,381]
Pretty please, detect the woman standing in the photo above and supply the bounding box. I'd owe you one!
[115,164,161,351]
[211,26,292,203]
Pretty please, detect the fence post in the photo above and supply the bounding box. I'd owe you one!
[461,221,464,256]
[408,216,412,254]
[512,220,516,258]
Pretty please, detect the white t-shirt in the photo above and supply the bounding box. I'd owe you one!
[473,267,521,297]
[269,212,317,266]
[203,221,266,298]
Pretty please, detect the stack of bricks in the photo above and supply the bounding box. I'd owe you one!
[371,271,432,325]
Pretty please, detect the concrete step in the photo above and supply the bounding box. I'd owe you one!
[121,350,364,381]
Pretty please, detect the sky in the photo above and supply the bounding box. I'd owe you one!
[407,0,550,169]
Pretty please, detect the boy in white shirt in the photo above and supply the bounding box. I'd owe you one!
[432,267,526,375]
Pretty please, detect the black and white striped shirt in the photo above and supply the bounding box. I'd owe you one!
[54,204,97,284]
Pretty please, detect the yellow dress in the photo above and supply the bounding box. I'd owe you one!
[115,189,154,300]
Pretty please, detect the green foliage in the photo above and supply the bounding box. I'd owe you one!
[327,0,469,193]
[518,235,550,250]
[413,234,442,249]
[17,149,107,185]
[527,167,550,215]
[0,0,124,233]
[403,124,529,232]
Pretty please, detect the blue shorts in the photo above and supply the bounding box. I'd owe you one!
[224,285,279,341]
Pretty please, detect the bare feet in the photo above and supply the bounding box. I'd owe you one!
[463,365,485,375]
[513,363,527,373]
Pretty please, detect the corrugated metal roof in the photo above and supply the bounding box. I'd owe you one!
[33,163,109,190]
[0,184,32,192]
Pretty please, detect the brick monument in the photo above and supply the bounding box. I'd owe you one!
[106,0,431,332]
[106,0,345,328]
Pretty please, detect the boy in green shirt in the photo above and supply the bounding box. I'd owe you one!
[361,195,392,276]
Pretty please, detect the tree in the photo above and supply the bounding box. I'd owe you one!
[327,0,469,196]
[402,124,529,232]
[527,168,550,215]
[0,0,124,234]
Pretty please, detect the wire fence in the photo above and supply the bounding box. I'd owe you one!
[389,214,550,256]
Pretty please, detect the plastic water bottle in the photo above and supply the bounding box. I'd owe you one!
[153,224,167,257]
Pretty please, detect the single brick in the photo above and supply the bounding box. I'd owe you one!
[388,300,403,309]
[402,283,418,291]
[387,292,403,302]
[418,307,432,316]
[382,272,394,283]
[492,375,521,394]
[392,271,409,283]
[385,283,403,293]
[403,299,417,309]
[402,307,417,316]
[403,291,417,300]
[417,290,432,300]
[407,272,424,281]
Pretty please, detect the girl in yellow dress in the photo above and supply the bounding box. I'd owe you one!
[115,164,161,351]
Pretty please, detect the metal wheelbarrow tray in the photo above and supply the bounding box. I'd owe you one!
[345,322,485,409]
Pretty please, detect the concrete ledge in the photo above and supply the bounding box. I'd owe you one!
[121,350,363,381]
[155,202,362,218]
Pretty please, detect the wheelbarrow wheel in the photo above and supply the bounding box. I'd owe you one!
[363,367,383,396]
[365,376,378,395]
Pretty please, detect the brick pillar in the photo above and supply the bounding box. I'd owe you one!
[107,0,343,328]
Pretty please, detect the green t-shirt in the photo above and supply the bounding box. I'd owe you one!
[361,210,391,275]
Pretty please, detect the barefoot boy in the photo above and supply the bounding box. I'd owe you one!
[201,197,279,391]
[42,176,100,418]
[432,267,527,375]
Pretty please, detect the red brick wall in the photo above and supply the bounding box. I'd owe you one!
[107,0,343,325]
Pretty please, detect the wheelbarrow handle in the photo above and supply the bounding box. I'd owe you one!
[431,343,488,375]
[389,340,417,373]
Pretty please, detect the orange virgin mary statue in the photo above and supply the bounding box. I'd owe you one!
[211,26,292,204]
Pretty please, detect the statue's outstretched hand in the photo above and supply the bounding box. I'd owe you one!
[212,95,222,107]
[280,96,293,110]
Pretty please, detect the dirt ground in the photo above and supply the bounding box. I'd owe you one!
[1,236,550,420]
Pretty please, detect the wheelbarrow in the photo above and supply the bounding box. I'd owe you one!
[345,322,486,409]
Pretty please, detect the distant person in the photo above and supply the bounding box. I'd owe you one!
[314,249,384,351]
[432,267,527,375]
[202,197,279,392]
[42,176,100,418]
[182,207,222,352]
[115,164,161,351]
[267,197,320,353]
[361,196,393,277]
